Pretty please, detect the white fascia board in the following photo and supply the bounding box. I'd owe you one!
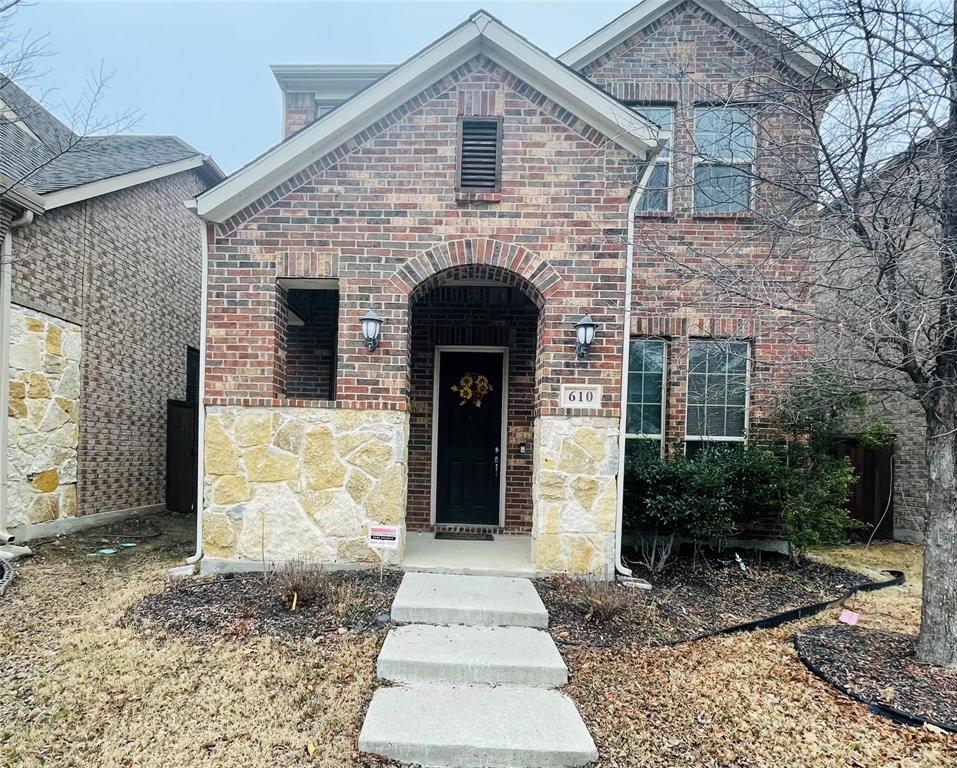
[0,172,45,214]
[480,20,662,158]
[198,13,666,224]
[559,0,845,86]
[42,155,208,211]
[559,0,682,70]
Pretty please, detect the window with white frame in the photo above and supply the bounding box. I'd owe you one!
[693,106,756,213]
[630,104,673,212]
[685,340,749,454]
[626,339,667,447]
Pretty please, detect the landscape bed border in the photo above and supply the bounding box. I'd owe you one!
[665,569,906,646]
[794,624,957,734]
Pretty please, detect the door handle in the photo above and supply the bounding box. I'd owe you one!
[494,447,500,480]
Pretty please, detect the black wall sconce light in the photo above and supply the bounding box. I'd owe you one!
[575,314,597,359]
[361,309,382,351]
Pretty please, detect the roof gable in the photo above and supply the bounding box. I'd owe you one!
[559,0,846,86]
[1,76,224,209]
[197,10,665,223]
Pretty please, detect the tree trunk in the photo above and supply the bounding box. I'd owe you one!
[917,407,957,667]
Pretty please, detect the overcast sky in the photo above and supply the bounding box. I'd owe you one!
[10,1,635,172]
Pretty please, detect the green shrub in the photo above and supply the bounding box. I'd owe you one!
[623,441,786,570]
[622,370,887,565]
[779,442,859,551]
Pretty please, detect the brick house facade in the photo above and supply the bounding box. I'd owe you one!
[195,2,838,576]
[1,76,222,535]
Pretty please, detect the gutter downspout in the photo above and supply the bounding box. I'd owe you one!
[614,160,659,578]
[0,210,35,544]
[185,218,210,568]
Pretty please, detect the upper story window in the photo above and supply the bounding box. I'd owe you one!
[457,118,502,192]
[693,106,756,213]
[631,104,673,213]
[685,340,750,454]
[626,339,667,448]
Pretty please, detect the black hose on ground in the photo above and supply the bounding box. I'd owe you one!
[0,558,14,596]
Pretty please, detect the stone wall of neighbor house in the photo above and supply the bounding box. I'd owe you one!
[531,416,620,577]
[202,405,408,564]
[10,170,208,520]
[6,305,82,527]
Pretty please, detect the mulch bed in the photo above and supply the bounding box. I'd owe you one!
[795,625,957,731]
[538,551,875,648]
[125,568,402,641]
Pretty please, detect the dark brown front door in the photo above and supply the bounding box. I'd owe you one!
[435,350,504,526]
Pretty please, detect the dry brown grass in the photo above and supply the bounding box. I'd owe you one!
[565,541,955,767]
[0,514,382,768]
[2,523,951,767]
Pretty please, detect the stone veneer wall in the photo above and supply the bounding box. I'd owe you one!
[531,416,620,577]
[7,305,82,526]
[203,406,408,564]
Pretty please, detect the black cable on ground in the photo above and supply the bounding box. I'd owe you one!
[794,633,957,734]
[0,559,14,596]
[667,570,906,646]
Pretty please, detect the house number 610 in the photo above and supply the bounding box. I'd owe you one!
[560,384,602,410]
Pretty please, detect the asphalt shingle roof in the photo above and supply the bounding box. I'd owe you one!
[1,76,204,196]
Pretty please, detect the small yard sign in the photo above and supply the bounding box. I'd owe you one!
[367,524,400,550]
[560,384,602,410]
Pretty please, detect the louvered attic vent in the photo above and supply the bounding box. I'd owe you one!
[457,118,502,192]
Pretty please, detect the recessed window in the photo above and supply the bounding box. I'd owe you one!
[693,107,756,213]
[458,118,502,192]
[626,339,667,449]
[281,284,339,401]
[630,104,673,212]
[685,340,750,454]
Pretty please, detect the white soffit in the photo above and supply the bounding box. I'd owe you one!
[197,11,665,223]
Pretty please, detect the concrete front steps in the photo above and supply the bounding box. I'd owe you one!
[378,624,568,686]
[359,572,598,768]
[390,572,549,627]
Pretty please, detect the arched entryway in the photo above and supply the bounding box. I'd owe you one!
[406,262,544,534]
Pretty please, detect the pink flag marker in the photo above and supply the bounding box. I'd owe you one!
[839,608,860,626]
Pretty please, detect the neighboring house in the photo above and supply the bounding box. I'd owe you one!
[194,0,843,577]
[0,76,223,541]
[823,130,949,545]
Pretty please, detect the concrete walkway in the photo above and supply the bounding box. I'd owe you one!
[359,572,597,768]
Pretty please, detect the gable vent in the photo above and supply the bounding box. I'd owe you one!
[457,118,502,192]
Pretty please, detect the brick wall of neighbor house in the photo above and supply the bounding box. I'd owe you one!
[582,1,814,448]
[874,394,928,541]
[407,284,537,533]
[10,170,207,521]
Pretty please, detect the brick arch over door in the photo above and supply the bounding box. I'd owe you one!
[390,238,564,306]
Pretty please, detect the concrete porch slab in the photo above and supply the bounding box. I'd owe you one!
[377,624,567,686]
[391,572,548,627]
[402,532,535,577]
[358,683,598,767]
